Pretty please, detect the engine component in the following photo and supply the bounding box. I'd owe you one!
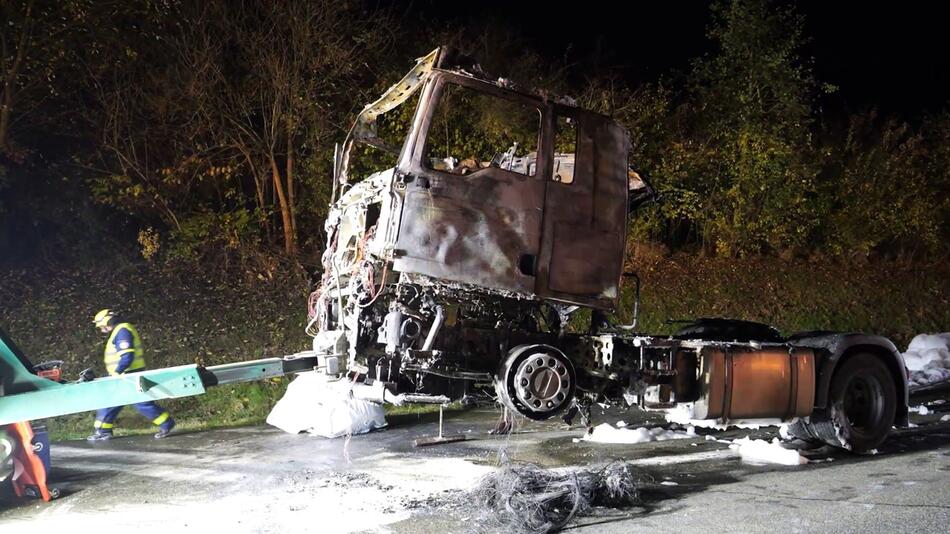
[497,344,576,420]
[379,311,404,354]
[421,305,445,351]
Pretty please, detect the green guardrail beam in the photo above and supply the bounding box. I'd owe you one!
[1,326,322,425]
[0,365,206,425]
[206,358,286,385]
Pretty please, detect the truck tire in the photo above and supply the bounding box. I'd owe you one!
[788,353,896,453]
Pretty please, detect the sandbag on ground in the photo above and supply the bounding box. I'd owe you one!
[266,371,387,438]
[903,333,950,389]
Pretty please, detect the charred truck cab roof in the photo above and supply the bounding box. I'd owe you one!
[334,47,637,310]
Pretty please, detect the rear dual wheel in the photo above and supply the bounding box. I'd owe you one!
[788,353,897,453]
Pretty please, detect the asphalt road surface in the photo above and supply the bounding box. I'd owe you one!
[2,400,949,533]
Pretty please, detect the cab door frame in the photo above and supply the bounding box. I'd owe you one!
[533,104,630,310]
[391,71,551,295]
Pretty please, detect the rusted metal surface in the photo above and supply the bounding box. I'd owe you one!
[693,345,816,421]
[536,106,629,308]
[391,71,628,309]
[393,74,546,295]
[336,49,437,194]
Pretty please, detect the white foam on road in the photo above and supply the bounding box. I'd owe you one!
[581,422,695,444]
[12,451,491,533]
[664,403,788,430]
[729,437,808,466]
[629,449,736,466]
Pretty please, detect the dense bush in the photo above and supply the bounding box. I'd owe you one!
[0,0,947,269]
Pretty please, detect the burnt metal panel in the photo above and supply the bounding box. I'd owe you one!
[548,225,622,295]
[391,70,630,307]
[392,73,546,295]
[392,170,545,293]
[535,108,629,310]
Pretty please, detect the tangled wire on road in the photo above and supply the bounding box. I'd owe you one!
[471,461,647,533]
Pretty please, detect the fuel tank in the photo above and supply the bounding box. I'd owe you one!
[691,345,815,421]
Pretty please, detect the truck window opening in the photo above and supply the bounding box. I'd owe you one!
[425,82,541,176]
[552,115,577,184]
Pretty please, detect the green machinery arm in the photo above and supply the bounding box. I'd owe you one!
[0,327,321,426]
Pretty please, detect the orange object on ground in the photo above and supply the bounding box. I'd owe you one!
[7,422,52,502]
[35,368,62,381]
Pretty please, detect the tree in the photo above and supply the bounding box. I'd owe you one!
[0,0,77,158]
[82,0,393,259]
[677,0,824,255]
[0,0,36,155]
[826,110,949,257]
[199,0,392,255]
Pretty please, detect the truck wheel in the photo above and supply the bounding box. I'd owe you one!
[795,353,897,452]
[496,344,576,421]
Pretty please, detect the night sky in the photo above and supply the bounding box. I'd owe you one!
[398,1,950,119]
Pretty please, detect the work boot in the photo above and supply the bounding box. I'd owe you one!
[154,420,176,439]
[86,431,113,442]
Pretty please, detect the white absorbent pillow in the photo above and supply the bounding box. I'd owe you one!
[903,333,950,388]
[267,371,387,438]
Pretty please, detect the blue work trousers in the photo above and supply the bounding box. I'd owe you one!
[94,401,174,433]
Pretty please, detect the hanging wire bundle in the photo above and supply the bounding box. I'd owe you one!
[470,460,646,533]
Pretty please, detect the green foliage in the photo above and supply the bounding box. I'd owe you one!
[296,152,335,252]
[698,0,816,137]
[824,112,935,255]
[68,0,398,261]
[580,0,830,256]
[587,0,949,260]
[617,253,949,349]
[2,0,949,269]
[676,0,822,255]
[164,209,258,264]
[347,89,421,180]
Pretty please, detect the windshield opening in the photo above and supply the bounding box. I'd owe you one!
[424,82,541,176]
[347,89,422,180]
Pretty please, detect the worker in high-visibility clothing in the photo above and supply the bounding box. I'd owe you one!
[87,309,176,441]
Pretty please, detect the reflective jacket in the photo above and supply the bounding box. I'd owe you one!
[103,323,145,376]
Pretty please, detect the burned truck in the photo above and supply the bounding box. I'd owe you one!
[308,47,908,452]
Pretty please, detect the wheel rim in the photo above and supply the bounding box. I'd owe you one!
[498,344,576,420]
[842,372,886,438]
[513,352,572,413]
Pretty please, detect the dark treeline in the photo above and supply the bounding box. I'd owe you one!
[1,0,947,277]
